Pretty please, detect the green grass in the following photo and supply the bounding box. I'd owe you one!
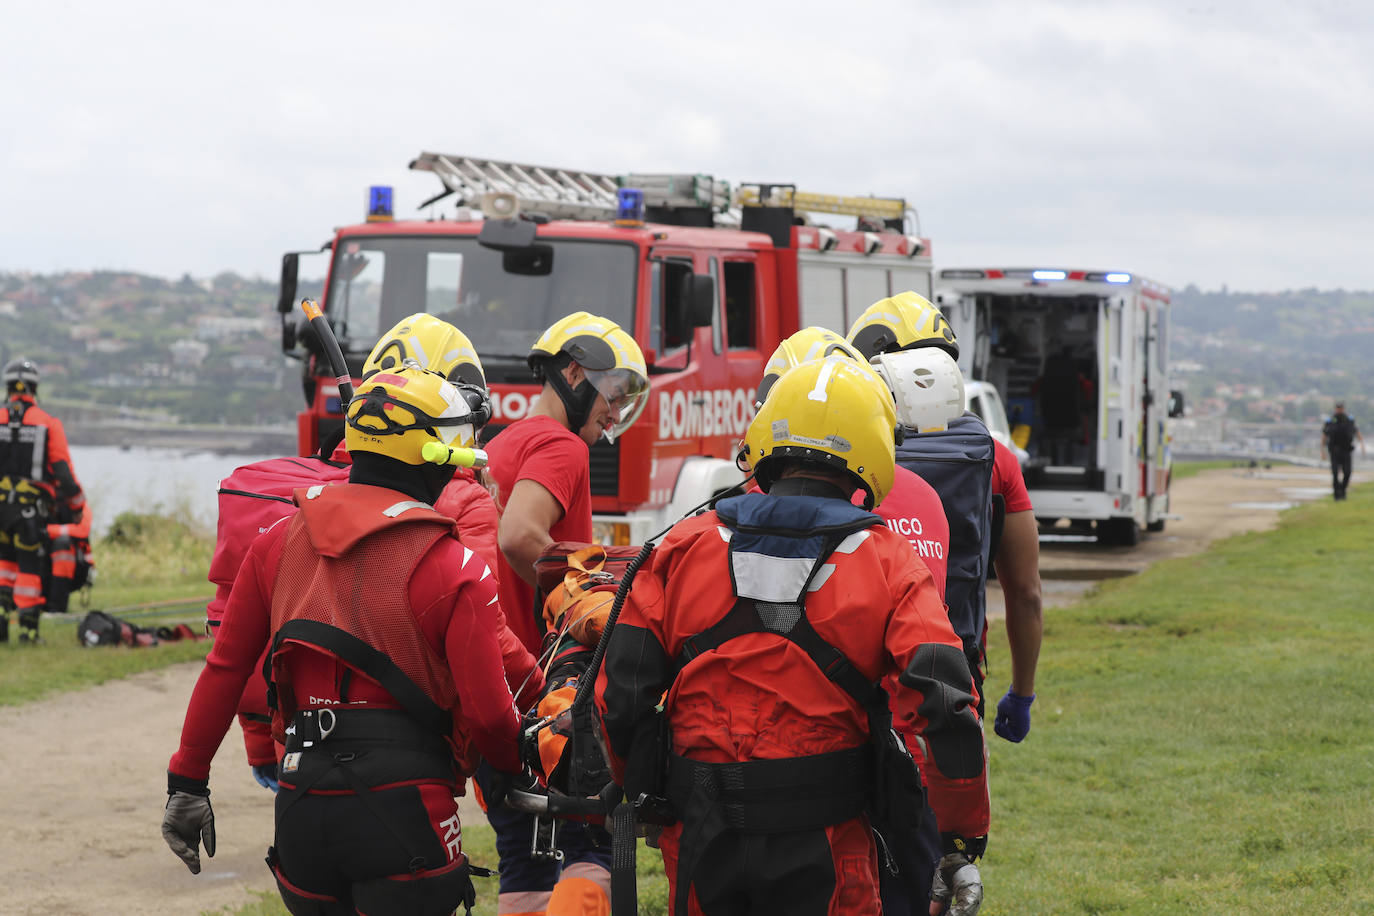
[0,510,213,705]
[980,481,1374,914]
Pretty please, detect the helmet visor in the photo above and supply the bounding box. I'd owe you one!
[584,367,649,442]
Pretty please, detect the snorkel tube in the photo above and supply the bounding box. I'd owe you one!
[300,298,355,407]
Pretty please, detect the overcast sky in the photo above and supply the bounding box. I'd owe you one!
[3,0,1371,291]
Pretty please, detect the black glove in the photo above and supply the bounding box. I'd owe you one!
[486,768,540,810]
[162,774,216,874]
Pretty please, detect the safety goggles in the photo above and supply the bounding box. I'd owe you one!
[584,367,649,442]
[349,379,488,448]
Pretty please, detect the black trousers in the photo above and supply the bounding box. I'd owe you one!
[1330,448,1353,497]
[270,784,473,916]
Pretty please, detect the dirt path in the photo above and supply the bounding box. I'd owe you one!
[987,464,1338,615]
[0,466,1347,915]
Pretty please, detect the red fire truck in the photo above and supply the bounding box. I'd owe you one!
[276,153,933,543]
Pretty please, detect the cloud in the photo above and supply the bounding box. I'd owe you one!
[2,0,1372,289]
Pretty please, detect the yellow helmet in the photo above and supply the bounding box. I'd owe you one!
[755,327,865,408]
[363,313,485,389]
[846,291,959,361]
[529,311,649,441]
[345,366,485,466]
[741,355,898,509]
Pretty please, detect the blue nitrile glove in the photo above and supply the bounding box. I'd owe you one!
[251,764,280,793]
[993,689,1035,743]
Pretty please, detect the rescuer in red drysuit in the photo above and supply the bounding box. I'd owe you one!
[0,358,86,644]
[163,365,523,916]
[597,357,989,916]
[204,314,541,792]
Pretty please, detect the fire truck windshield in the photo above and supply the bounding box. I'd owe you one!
[325,235,637,377]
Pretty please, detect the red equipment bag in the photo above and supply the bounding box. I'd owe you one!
[206,455,350,626]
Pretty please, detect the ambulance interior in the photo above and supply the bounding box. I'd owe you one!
[971,293,1103,487]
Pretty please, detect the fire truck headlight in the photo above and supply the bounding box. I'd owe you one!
[905,235,925,257]
[592,520,632,546]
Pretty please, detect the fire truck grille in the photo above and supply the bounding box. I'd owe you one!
[589,439,620,496]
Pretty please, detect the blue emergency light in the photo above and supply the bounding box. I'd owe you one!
[367,185,394,222]
[1032,269,1067,281]
[615,187,646,226]
[1105,272,1132,284]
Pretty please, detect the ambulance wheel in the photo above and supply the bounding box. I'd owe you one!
[1099,518,1140,546]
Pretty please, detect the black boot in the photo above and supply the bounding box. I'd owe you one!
[17,608,41,645]
[0,612,8,643]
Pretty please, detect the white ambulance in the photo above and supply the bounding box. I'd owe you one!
[934,268,1184,545]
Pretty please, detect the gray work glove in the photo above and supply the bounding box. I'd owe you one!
[163,774,216,874]
[930,852,983,916]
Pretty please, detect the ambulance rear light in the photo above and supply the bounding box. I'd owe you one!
[1032,269,1067,281]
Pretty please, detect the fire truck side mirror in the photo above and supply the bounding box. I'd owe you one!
[277,253,299,314]
[281,316,299,354]
[1168,390,1185,418]
[684,273,715,328]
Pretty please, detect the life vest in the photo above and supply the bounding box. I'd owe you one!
[894,414,997,664]
[264,485,460,746]
[1,400,48,492]
[660,493,928,907]
[206,455,351,626]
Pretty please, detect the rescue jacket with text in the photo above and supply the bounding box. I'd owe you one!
[596,491,990,841]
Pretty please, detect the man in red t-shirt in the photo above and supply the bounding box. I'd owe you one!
[482,311,648,916]
[988,438,1042,743]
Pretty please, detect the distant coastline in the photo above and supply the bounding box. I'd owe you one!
[64,420,296,455]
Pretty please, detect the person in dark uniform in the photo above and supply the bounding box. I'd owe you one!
[0,358,86,643]
[1321,402,1365,500]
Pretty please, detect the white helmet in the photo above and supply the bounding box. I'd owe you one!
[870,347,965,433]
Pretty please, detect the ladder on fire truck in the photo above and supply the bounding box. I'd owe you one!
[409,151,916,231]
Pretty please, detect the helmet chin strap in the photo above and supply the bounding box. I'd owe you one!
[546,366,599,433]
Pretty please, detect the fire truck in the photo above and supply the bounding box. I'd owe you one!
[933,269,1185,545]
[275,152,933,544]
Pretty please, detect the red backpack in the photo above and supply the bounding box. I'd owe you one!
[206,455,351,626]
